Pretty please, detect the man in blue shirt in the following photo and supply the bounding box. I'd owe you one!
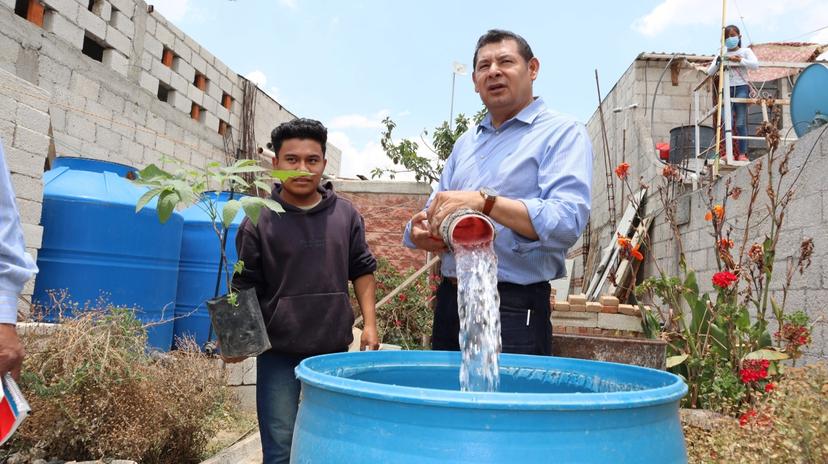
[403,29,592,355]
[0,138,38,378]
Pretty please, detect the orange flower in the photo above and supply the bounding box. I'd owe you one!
[662,165,678,179]
[617,235,632,250]
[614,162,630,180]
[719,238,734,250]
[630,244,644,261]
[705,204,724,221]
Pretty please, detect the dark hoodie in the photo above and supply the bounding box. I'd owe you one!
[233,182,376,355]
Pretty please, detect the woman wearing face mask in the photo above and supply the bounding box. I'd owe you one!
[707,24,759,160]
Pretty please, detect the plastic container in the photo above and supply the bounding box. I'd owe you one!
[207,287,271,358]
[33,157,183,351]
[173,191,247,348]
[292,351,688,463]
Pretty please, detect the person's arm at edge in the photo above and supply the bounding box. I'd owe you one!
[353,273,379,350]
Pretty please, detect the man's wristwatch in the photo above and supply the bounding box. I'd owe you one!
[480,188,498,216]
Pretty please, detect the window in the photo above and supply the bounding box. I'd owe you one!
[161,47,175,68]
[194,72,208,91]
[221,92,233,110]
[82,34,106,62]
[15,0,46,27]
[157,82,172,102]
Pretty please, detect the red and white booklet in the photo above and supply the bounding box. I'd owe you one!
[0,373,30,446]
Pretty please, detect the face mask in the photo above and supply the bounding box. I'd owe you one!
[725,37,739,49]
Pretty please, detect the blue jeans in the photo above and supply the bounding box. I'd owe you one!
[730,85,749,156]
[256,350,305,464]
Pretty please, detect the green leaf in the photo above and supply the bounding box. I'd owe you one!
[157,190,179,223]
[271,170,312,182]
[736,306,751,331]
[666,354,688,368]
[239,197,262,226]
[744,348,790,361]
[137,164,174,182]
[224,165,266,174]
[254,180,273,192]
[135,188,162,213]
[222,199,242,229]
[233,260,245,276]
[259,198,283,214]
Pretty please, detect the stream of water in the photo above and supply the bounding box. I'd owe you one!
[455,244,501,392]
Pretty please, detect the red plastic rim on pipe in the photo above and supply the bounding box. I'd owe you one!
[439,208,495,250]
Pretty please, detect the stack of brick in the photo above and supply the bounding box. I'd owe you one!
[551,293,651,339]
[223,357,257,412]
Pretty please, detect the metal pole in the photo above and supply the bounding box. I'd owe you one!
[449,72,456,130]
[713,0,728,175]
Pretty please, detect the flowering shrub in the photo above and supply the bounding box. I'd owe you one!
[636,116,814,414]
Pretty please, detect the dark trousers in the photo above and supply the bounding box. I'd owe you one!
[432,278,552,355]
[256,350,305,464]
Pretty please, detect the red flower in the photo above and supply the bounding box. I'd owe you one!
[630,244,644,261]
[397,293,407,303]
[705,204,724,221]
[739,359,770,383]
[616,234,632,250]
[614,162,630,180]
[719,238,734,251]
[393,319,402,328]
[765,382,775,393]
[739,409,757,427]
[712,271,738,289]
[662,165,679,179]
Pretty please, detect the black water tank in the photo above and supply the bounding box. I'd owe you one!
[669,125,715,163]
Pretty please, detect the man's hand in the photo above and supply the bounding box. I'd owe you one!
[426,191,486,237]
[408,210,448,252]
[0,324,24,380]
[727,55,742,62]
[360,324,379,351]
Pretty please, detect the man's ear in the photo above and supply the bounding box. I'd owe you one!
[528,57,540,81]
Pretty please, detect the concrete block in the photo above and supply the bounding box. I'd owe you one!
[190,52,206,74]
[216,105,230,123]
[206,79,221,100]
[618,304,639,316]
[186,85,203,106]
[0,119,14,145]
[143,35,163,60]
[102,48,129,76]
[228,385,256,413]
[84,99,113,129]
[65,111,96,139]
[168,90,190,113]
[37,55,72,90]
[204,112,219,132]
[171,72,189,96]
[597,313,643,332]
[91,0,112,22]
[105,25,131,55]
[44,11,84,49]
[155,133,174,156]
[203,95,218,115]
[173,36,191,63]
[601,303,618,314]
[134,126,155,147]
[585,302,602,313]
[219,74,234,95]
[15,104,50,135]
[108,0,134,17]
[69,72,100,100]
[10,173,43,203]
[551,311,598,328]
[109,10,133,37]
[138,70,158,94]
[568,293,587,305]
[77,8,107,40]
[12,126,50,156]
[172,59,195,83]
[230,83,243,102]
[96,125,121,151]
[22,222,44,249]
[154,24,174,48]
[204,63,220,83]
[14,197,42,225]
[124,141,144,164]
[599,295,619,307]
[183,34,199,55]
[150,58,172,84]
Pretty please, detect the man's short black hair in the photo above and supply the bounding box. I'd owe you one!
[473,29,534,70]
[270,118,328,158]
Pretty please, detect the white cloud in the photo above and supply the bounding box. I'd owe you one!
[152,0,190,22]
[245,70,267,87]
[632,0,815,37]
[330,130,434,182]
[279,0,298,9]
[328,110,390,130]
[398,110,412,117]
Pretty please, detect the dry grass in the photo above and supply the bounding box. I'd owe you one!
[685,363,828,463]
[6,309,231,463]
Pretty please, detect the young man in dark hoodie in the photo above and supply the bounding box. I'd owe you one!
[232,118,379,464]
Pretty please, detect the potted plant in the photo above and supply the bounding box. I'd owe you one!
[132,157,305,358]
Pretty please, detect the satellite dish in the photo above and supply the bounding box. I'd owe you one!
[790,63,828,137]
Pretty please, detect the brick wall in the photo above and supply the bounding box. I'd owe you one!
[334,180,431,273]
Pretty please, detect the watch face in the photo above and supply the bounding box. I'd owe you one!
[482,187,498,198]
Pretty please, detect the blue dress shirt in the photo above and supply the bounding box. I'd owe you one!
[404,98,592,285]
[0,138,38,324]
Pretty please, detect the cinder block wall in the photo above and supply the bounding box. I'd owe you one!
[0,68,48,317]
[0,0,340,173]
[333,180,431,273]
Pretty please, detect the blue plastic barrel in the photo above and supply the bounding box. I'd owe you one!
[173,191,246,348]
[33,157,183,351]
[294,351,688,463]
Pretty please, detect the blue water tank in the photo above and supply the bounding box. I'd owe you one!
[791,63,828,137]
[33,157,183,351]
[173,191,246,348]
[294,351,688,463]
